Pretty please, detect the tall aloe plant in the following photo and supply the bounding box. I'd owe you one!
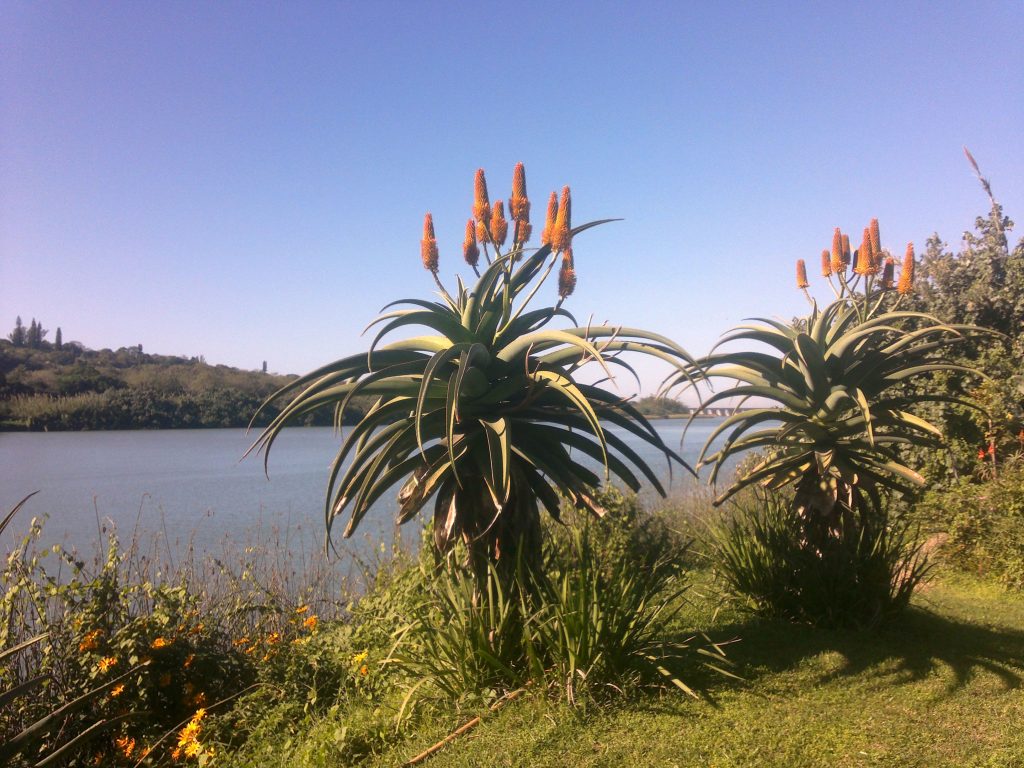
[673,221,988,548]
[249,165,695,577]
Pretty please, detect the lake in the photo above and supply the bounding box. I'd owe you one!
[0,419,731,557]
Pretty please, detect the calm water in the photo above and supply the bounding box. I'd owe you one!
[0,419,729,556]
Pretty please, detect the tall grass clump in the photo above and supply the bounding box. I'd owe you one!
[705,490,928,628]
[390,488,730,712]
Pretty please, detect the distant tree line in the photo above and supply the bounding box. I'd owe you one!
[0,329,367,431]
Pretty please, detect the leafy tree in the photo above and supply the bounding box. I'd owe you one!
[902,157,1024,479]
[55,327,63,350]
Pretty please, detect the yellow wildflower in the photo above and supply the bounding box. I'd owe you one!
[110,683,125,698]
[352,650,369,665]
[303,614,318,631]
[266,632,281,645]
[97,656,118,673]
[295,604,309,614]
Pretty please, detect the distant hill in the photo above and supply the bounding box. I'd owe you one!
[0,338,367,431]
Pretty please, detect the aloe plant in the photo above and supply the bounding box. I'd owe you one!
[249,166,695,577]
[674,221,989,548]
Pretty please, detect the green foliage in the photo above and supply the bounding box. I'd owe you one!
[0,340,371,430]
[902,170,1024,478]
[250,168,694,573]
[704,490,928,628]
[632,395,691,419]
[390,488,728,710]
[1,497,347,766]
[916,457,1024,589]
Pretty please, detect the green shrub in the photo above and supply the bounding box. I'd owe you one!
[916,457,1024,589]
[705,490,929,628]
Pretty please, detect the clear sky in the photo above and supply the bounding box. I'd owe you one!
[3,1,1022,397]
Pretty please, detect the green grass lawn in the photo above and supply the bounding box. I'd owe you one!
[362,572,1024,768]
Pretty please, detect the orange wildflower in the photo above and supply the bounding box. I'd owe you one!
[490,200,508,247]
[151,636,170,649]
[541,191,557,246]
[116,736,135,758]
[294,604,309,614]
[110,683,125,698]
[796,259,809,289]
[820,249,831,277]
[97,656,118,673]
[360,664,369,676]
[79,629,102,652]
[898,243,915,295]
[421,213,439,272]
[830,228,844,273]
[510,162,530,222]
[550,186,572,253]
[303,614,318,631]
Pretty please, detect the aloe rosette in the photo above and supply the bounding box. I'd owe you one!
[248,167,696,573]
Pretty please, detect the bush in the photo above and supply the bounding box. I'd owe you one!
[704,490,929,629]
[916,457,1024,589]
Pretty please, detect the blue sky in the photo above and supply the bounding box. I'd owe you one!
[3,1,1022,397]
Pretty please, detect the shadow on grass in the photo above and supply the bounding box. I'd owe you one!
[685,603,1024,700]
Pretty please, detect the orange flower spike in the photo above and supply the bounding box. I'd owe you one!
[420,213,439,272]
[869,218,881,262]
[514,218,532,246]
[796,259,810,289]
[841,234,851,265]
[490,200,508,247]
[854,228,872,275]
[558,252,577,299]
[882,256,895,288]
[541,191,557,246]
[463,219,479,266]
[551,186,572,253]
[510,162,530,222]
[898,243,915,295]
[820,249,832,277]
[830,228,844,273]
[473,168,491,241]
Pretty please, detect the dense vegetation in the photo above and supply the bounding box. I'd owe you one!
[0,337,368,430]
